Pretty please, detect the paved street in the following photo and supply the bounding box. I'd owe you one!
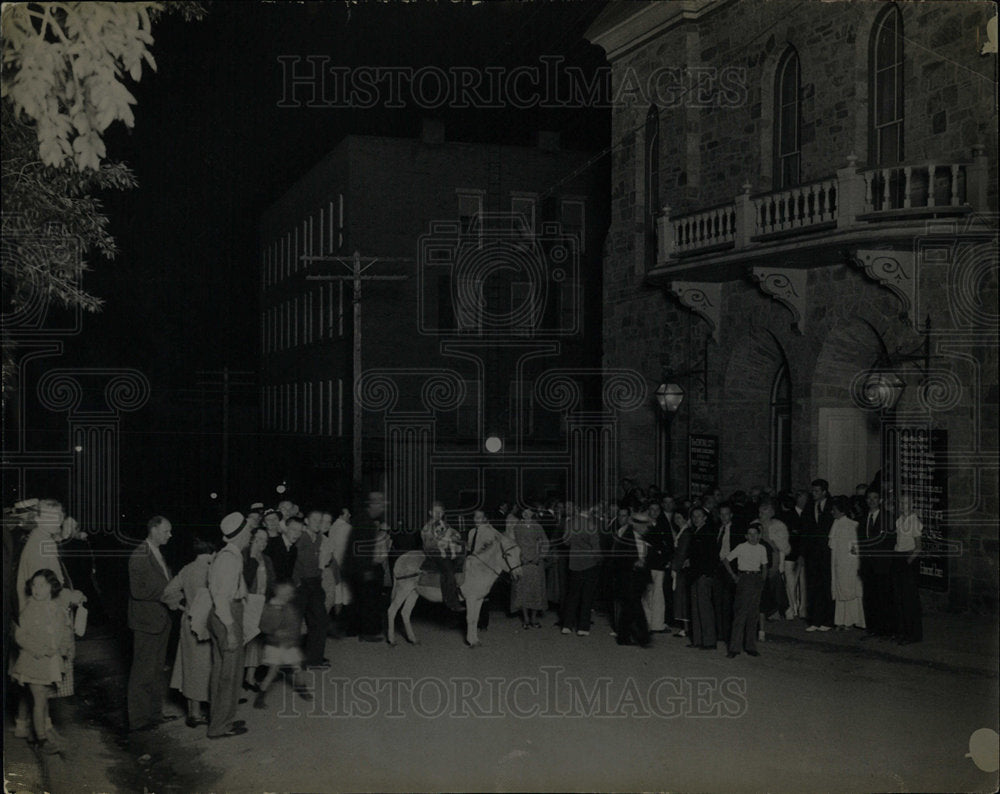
[5,608,998,793]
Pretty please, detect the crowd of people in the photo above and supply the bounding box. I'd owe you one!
[4,476,926,748]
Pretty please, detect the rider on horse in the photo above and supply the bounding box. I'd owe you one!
[421,501,465,612]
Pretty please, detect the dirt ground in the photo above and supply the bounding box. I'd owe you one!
[4,606,999,793]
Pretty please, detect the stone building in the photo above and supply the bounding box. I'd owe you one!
[258,122,608,540]
[587,0,998,612]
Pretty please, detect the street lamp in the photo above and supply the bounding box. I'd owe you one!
[655,341,709,495]
[861,369,906,410]
[655,382,686,412]
[861,316,934,411]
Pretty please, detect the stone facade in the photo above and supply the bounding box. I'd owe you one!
[588,1,998,613]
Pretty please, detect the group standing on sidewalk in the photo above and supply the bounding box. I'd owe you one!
[5,475,928,751]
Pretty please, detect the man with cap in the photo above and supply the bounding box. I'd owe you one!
[206,512,251,739]
[344,492,389,642]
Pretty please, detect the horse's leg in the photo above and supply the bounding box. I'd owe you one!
[400,590,420,645]
[465,597,485,647]
[386,585,407,646]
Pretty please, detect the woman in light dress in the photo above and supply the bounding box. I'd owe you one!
[162,535,215,726]
[829,496,865,630]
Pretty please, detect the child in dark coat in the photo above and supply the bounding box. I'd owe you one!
[253,582,313,708]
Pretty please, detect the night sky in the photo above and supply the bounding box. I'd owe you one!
[48,1,610,521]
[73,1,609,385]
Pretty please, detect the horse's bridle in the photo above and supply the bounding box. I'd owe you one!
[468,534,523,578]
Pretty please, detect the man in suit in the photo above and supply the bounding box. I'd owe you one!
[712,502,739,643]
[127,515,179,731]
[345,492,390,642]
[857,487,896,639]
[612,511,652,647]
[803,479,835,631]
[265,518,300,583]
[293,512,330,667]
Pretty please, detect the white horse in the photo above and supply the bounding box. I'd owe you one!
[387,522,522,647]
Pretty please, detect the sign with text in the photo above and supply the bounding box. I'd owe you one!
[688,434,719,500]
[886,426,949,592]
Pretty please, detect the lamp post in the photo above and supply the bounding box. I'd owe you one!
[859,316,936,504]
[655,342,708,495]
[654,381,685,493]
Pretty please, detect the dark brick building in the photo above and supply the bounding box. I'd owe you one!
[259,122,608,539]
[587,0,998,612]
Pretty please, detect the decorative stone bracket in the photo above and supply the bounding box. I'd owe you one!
[667,281,722,342]
[751,267,808,334]
[851,249,917,328]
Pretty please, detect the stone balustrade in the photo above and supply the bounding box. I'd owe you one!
[655,147,990,265]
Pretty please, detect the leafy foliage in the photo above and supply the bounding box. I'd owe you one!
[2,101,136,311]
[1,2,205,391]
[2,2,205,171]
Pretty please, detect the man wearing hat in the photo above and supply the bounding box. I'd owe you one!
[206,512,252,739]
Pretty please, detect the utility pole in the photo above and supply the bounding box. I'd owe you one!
[195,368,255,506]
[304,250,410,487]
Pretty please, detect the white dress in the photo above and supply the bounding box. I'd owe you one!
[829,516,865,628]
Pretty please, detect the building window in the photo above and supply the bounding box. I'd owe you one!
[338,280,345,337]
[770,363,792,493]
[456,380,479,439]
[437,275,456,332]
[508,379,534,438]
[872,4,904,166]
[455,276,483,335]
[457,191,483,239]
[643,104,660,270]
[337,194,344,250]
[559,278,578,333]
[774,47,801,189]
[337,377,343,437]
[560,199,585,252]
[511,194,536,240]
[511,281,535,337]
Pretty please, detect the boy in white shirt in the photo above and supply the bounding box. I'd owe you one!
[726,525,769,658]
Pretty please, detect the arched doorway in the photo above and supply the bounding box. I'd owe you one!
[811,320,885,495]
[721,325,790,494]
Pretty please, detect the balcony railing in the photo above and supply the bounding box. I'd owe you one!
[753,177,838,237]
[862,163,967,213]
[656,147,990,263]
[673,203,736,254]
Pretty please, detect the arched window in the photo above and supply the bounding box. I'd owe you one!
[774,47,801,189]
[770,362,792,493]
[872,4,904,166]
[644,104,660,270]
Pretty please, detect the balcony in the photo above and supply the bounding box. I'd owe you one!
[654,148,991,273]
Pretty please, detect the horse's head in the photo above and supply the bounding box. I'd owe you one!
[498,531,523,580]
